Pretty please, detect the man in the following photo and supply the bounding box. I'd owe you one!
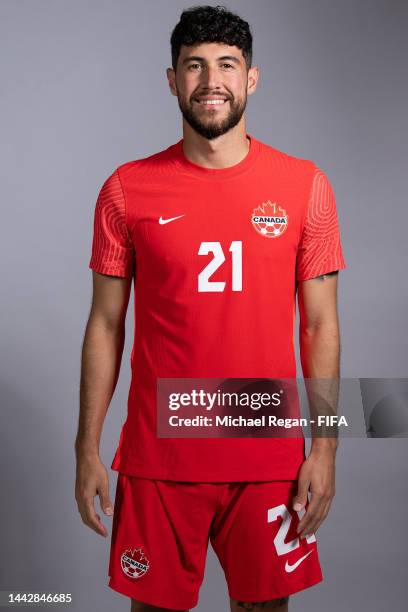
[75,5,346,611]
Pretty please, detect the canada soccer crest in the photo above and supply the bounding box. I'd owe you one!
[251,201,288,238]
[120,547,150,579]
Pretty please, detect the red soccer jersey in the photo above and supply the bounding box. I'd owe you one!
[89,134,346,481]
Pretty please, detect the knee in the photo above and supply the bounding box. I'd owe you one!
[131,599,189,612]
[231,596,289,610]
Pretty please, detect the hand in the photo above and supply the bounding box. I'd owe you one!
[75,453,114,537]
[292,446,336,539]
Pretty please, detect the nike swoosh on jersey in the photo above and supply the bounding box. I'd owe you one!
[285,550,313,573]
[158,214,185,225]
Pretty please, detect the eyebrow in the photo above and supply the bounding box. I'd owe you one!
[182,55,241,65]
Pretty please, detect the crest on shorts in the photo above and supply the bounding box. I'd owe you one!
[251,201,288,238]
[120,547,150,579]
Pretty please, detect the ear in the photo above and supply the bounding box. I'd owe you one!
[247,65,260,96]
[166,67,178,97]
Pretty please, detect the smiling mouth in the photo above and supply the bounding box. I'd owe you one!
[193,98,229,106]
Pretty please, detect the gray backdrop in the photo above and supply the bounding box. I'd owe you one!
[1,0,407,610]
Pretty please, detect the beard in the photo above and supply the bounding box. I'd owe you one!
[177,92,247,140]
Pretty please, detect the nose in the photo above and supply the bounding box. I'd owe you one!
[200,65,221,89]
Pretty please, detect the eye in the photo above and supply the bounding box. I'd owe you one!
[188,63,201,71]
[221,63,234,69]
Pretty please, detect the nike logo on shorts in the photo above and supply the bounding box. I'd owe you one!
[285,550,313,573]
[158,214,185,225]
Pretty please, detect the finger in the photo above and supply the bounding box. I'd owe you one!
[83,495,108,537]
[78,504,105,536]
[298,494,332,538]
[76,498,90,526]
[296,494,325,536]
[304,498,333,537]
[98,483,114,516]
[299,510,325,539]
[293,477,310,512]
[296,493,320,531]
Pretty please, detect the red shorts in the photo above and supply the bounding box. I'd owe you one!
[108,473,323,610]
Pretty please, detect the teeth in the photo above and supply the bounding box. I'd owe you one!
[198,99,226,105]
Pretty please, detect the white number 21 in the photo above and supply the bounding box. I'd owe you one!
[198,241,242,293]
[268,504,316,556]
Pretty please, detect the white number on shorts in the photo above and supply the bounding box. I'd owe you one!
[267,504,316,556]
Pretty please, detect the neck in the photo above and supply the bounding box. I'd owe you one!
[181,124,250,170]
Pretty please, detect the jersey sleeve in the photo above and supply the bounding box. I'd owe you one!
[296,165,346,281]
[88,169,135,278]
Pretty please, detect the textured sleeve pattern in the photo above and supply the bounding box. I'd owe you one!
[296,165,346,281]
[88,169,135,278]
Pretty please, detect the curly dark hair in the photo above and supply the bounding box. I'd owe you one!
[170,5,253,72]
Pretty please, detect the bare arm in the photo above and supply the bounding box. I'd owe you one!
[298,272,340,380]
[75,271,132,536]
[293,271,341,538]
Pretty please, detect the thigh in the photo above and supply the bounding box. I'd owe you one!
[210,481,323,603]
[108,473,217,610]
